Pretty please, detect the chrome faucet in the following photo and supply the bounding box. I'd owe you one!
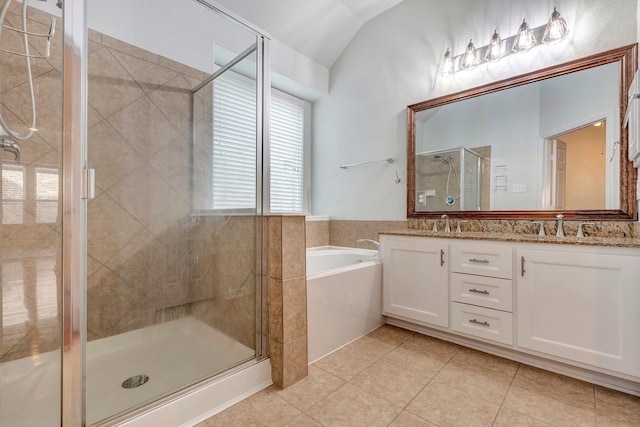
[441,214,450,233]
[555,214,564,237]
[1,138,20,161]
[356,238,380,251]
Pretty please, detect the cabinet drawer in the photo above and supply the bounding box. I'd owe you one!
[450,243,512,279]
[451,273,512,312]
[451,302,513,345]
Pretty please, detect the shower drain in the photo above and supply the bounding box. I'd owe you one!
[122,375,149,389]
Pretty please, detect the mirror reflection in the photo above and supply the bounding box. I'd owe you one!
[414,62,619,212]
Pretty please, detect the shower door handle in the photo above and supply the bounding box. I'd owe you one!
[82,168,96,200]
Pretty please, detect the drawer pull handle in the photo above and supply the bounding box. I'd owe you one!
[440,249,445,267]
[521,256,526,276]
[469,258,490,264]
[469,319,490,327]
[469,288,490,295]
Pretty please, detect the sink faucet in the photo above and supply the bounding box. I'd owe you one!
[356,239,380,251]
[441,214,450,233]
[555,214,564,237]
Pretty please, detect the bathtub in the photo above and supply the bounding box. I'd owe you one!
[307,246,384,363]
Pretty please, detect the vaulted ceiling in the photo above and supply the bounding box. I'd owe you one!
[213,0,405,68]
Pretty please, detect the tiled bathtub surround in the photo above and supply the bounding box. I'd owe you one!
[328,220,407,248]
[305,218,329,248]
[268,215,308,388]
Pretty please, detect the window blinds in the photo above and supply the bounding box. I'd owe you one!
[270,91,305,213]
[211,71,305,212]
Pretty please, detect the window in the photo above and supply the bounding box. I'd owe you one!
[211,72,257,211]
[270,90,305,213]
[209,71,307,213]
[2,165,25,224]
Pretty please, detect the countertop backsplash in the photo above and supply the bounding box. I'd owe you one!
[408,219,639,239]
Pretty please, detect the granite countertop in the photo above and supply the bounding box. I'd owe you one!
[380,230,640,249]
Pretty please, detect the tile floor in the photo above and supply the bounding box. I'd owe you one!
[198,325,640,426]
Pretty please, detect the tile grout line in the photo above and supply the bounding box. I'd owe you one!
[490,362,522,426]
[391,342,464,425]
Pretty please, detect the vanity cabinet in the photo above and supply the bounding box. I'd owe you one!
[380,233,640,383]
[517,247,640,378]
[380,235,448,327]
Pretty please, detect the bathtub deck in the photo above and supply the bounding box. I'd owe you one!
[0,317,254,426]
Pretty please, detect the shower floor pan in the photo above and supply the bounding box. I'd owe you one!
[0,316,255,426]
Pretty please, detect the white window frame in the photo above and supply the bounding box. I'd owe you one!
[201,68,311,215]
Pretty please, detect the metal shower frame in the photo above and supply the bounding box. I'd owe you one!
[60,0,271,425]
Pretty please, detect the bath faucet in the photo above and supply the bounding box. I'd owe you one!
[356,239,380,251]
[441,214,450,233]
[1,138,20,161]
[555,214,564,237]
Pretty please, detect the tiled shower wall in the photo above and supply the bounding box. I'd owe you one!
[86,22,257,348]
[1,5,257,362]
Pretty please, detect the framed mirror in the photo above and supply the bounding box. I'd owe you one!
[407,44,638,220]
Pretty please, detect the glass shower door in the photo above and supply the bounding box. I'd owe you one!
[85,0,265,423]
[0,1,63,426]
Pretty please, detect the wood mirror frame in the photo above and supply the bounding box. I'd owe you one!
[407,44,638,220]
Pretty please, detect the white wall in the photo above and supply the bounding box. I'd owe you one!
[32,0,330,100]
[312,0,637,220]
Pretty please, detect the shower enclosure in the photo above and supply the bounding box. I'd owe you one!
[415,147,485,211]
[0,0,269,425]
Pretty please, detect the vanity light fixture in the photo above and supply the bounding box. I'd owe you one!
[439,7,569,76]
[485,30,504,61]
[542,7,569,44]
[512,19,536,52]
[441,48,454,76]
[460,39,480,69]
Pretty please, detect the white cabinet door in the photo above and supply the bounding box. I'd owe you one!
[381,235,449,327]
[517,248,640,377]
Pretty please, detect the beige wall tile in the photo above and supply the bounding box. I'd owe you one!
[110,49,178,94]
[88,47,146,117]
[305,220,329,247]
[329,220,408,248]
[268,216,283,279]
[282,216,306,279]
[101,34,159,64]
[282,335,309,388]
[148,74,193,135]
[270,339,284,387]
[158,56,206,81]
[106,96,180,160]
[282,276,307,343]
[87,194,144,264]
[87,120,145,191]
[269,278,284,343]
